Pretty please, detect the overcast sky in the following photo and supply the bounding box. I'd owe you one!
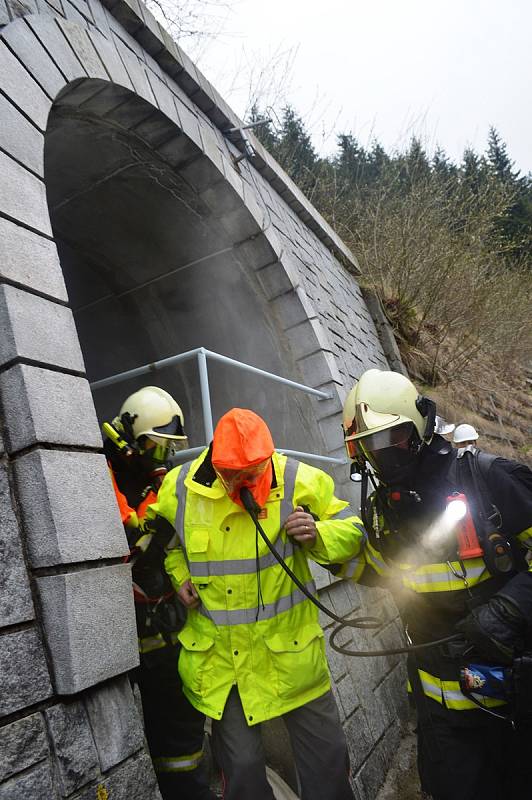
[183,0,532,174]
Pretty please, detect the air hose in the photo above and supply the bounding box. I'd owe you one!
[240,487,461,658]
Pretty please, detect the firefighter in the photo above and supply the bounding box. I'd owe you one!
[145,408,364,800]
[341,369,532,800]
[104,386,215,800]
[452,423,479,449]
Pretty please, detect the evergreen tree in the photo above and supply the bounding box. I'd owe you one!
[405,136,431,182]
[486,126,519,183]
[274,106,319,195]
[485,128,532,260]
[367,140,389,184]
[335,134,368,187]
[460,148,487,194]
[432,146,457,181]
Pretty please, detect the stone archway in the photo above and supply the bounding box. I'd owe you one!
[0,5,406,798]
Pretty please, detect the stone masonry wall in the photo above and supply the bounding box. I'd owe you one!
[0,403,158,798]
[0,0,408,796]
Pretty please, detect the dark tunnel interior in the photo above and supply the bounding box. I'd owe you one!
[43,79,327,455]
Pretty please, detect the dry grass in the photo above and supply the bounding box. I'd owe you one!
[404,340,532,466]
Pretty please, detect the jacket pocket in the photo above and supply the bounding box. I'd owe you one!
[264,623,328,701]
[177,624,215,698]
[187,530,210,583]
[188,528,209,554]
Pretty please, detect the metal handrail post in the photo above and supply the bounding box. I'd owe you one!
[197,349,214,442]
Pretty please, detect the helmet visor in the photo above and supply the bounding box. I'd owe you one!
[343,416,360,460]
[152,414,185,437]
[140,439,188,467]
[344,435,360,460]
[146,415,187,447]
[356,422,419,479]
[343,406,404,460]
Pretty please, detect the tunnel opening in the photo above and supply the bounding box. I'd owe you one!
[44,78,326,455]
[42,77,328,793]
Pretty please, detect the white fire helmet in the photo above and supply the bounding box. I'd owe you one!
[118,386,187,447]
[453,423,479,444]
[342,369,434,481]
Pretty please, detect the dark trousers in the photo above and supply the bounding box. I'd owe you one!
[417,700,532,800]
[135,644,214,800]
[211,688,354,800]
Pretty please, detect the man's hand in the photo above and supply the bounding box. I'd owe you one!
[177,579,201,609]
[284,506,317,545]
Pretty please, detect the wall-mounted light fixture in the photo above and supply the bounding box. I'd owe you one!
[224,119,273,165]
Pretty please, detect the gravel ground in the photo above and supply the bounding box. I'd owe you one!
[375,717,429,800]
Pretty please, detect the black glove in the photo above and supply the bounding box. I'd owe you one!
[456,595,526,665]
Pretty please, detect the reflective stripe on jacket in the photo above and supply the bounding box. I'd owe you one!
[146,450,365,725]
[407,668,507,711]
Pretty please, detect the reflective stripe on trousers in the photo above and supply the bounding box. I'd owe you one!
[153,750,204,773]
[138,631,180,654]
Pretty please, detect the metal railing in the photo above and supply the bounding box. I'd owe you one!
[90,347,347,465]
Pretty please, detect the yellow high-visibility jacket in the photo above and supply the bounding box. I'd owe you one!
[145,449,365,725]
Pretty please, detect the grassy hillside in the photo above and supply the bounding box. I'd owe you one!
[251,108,532,463]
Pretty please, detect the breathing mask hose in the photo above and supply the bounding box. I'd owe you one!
[239,487,462,657]
[240,487,379,630]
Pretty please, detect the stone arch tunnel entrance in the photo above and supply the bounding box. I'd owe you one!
[42,76,348,796]
[45,78,324,453]
[0,4,406,797]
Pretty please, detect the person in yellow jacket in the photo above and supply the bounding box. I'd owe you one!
[144,408,365,800]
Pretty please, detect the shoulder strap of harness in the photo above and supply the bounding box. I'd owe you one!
[460,450,527,573]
